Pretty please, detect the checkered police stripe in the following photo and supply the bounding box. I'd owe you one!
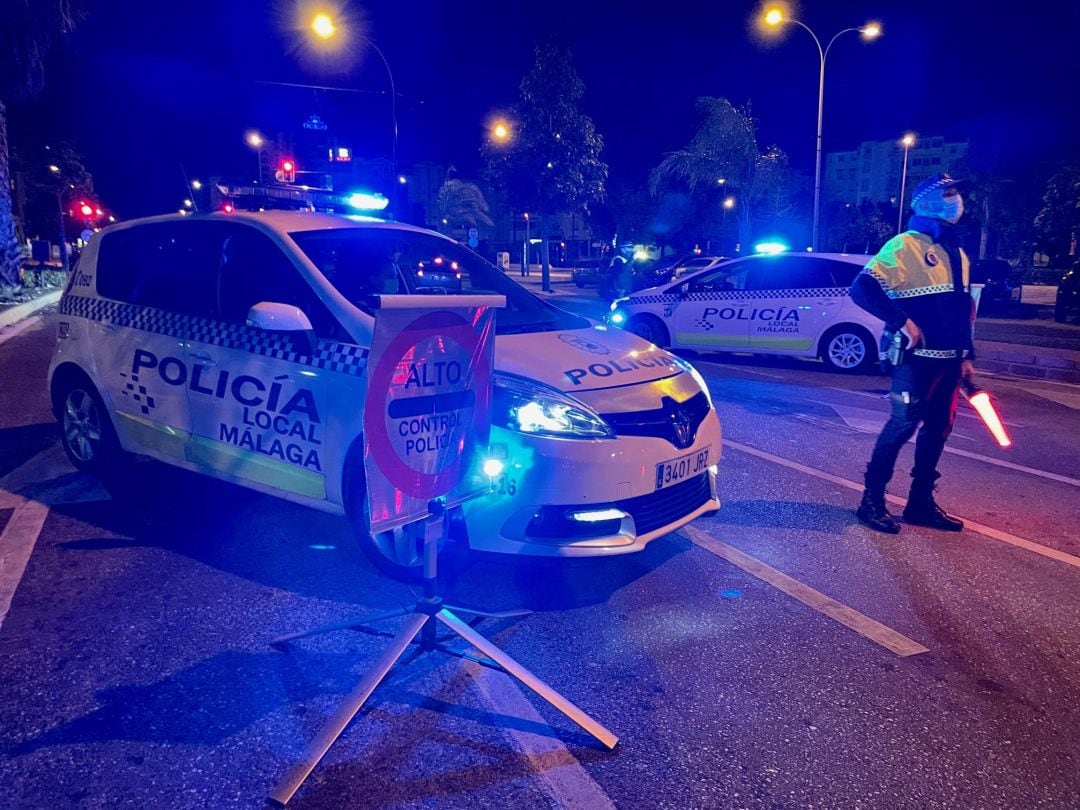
[60,295,368,375]
[863,267,894,293]
[912,348,971,359]
[628,287,849,305]
[890,284,958,300]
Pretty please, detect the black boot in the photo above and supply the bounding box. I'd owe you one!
[857,489,900,534]
[903,480,963,531]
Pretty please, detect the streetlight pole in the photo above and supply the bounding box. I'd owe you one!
[897,133,915,234]
[764,10,880,252]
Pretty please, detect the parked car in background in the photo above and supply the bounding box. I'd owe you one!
[1056,262,1080,323]
[597,257,676,298]
[970,259,1022,315]
[570,258,606,288]
[670,255,727,278]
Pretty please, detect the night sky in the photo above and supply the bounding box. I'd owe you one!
[29,0,1080,218]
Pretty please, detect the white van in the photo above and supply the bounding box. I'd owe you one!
[609,252,884,372]
[49,211,722,577]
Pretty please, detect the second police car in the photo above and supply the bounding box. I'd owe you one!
[608,252,885,372]
[48,211,722,578]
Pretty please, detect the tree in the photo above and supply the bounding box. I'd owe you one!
[824,200,895,254]
[482,41,607,290]
[436,179,494,233]
[1033,166,1080,266]
[0,1,84,297]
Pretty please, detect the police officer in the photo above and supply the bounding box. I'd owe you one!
[849,173,976,534]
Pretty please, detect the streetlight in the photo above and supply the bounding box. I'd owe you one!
[490,119,511,144]
[763,7,881,251]
[897,133,915,234]
[306,12,398,214]
[723,196,735,253]
[246,130,265,182]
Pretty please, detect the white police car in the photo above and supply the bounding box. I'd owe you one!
[49,211,721,578]
[609,252,884,372]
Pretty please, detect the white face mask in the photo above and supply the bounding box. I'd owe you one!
[942,194,964,223]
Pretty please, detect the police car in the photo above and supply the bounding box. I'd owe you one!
[609,252,884,372]
[49,211,721,578]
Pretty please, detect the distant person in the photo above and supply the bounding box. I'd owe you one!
[849,173,976,535]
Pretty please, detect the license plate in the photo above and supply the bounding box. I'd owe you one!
[655,448,710,491]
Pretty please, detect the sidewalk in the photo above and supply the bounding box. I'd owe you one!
[0,287,63,332]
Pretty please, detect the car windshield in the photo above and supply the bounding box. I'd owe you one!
[289,227,589,335]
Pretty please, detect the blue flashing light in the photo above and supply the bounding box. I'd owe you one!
[610,311,627,325]
[347,192,390,211]
[754,241,789,255]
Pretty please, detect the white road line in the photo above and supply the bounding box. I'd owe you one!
[0,498,50,630]
[682,524,929,657]
[723,438,1080,570]
[942,446,1080,487]
[466,661,616,810]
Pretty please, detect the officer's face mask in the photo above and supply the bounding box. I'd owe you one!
[942,193,964,224]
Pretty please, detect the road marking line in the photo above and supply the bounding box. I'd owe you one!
[942,446,1080,487]
[682,524,929,657]
[0,498,50,630]
[466,661,616,810]
[723,438,1080,570]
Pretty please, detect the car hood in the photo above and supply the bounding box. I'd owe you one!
[494,326,686,393]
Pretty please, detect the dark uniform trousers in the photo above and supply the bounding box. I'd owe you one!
[865,356,962,492]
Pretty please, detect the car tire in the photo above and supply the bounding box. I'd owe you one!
[627,314,670,347]
[54,371,135,496]
[820,325,875,372]
[342,449,467,582]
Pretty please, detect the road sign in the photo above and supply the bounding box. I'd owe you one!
[362,294,504,532]
[467,227,478,239]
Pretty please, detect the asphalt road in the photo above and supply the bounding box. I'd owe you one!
[2,305,1079,809]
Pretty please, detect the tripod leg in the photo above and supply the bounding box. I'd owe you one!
[271,606,411,646]
[435,609,618,751]
[269,611,429,807]
[441,605,532,620]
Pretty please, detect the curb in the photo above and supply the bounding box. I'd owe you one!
[974,339,1080,384]
[0,289,63,332]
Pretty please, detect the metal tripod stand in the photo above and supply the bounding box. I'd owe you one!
[268,503,618,806]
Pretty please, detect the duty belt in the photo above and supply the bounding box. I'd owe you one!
[911,348,971,359]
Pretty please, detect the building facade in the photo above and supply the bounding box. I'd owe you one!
[825,136,968,207]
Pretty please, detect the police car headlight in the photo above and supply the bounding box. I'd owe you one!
[675,357,713,407]
[493,374,614,439]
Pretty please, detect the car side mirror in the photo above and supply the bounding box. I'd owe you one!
[680,282,690,295]
[247,301,317,354]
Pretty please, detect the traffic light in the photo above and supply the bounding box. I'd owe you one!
[79,202,93,217]
[276,159,296,184]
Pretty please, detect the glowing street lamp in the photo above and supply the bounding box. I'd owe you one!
[490,119,511,144]
[897,133,916,233]
[246,131,266,182]
[311,12,335,39]
[763,6,881,251]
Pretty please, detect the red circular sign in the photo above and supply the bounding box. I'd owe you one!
[363,309,493,500]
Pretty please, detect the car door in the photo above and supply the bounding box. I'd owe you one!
[184,222,364,503]
[743,256,842,354]
[671,262,750,350]
[90,222,217,462]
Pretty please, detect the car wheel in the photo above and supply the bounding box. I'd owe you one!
[55,375,130,475]
[627,314,670,347]
[343,456,466,582]
[820,326,874,372]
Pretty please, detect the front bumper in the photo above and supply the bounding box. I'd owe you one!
[461,411,722,557]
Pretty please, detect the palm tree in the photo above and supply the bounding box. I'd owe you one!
[436,179,494,232]
[0,1,83,295]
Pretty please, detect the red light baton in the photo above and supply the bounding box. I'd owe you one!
[961,380,1011,447]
